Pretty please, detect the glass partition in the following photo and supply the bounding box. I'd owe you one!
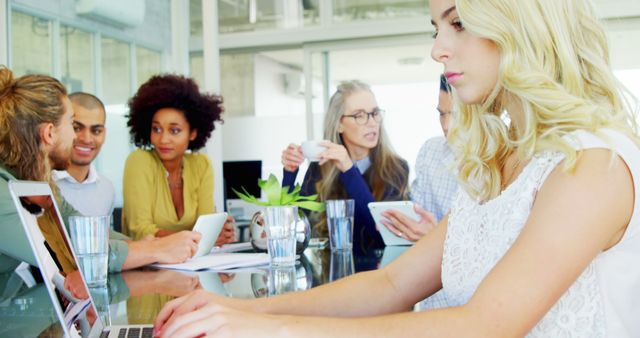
[101,37,131,105]
[10,11,52,76]
[332,0,429,23]
[60,25,94,93]
[215,0,320,34]
[220,53,255,117]
[136,46,162,88]
[189,52,204,87]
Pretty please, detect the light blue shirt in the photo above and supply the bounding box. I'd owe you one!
[412,136,458,311]
[353,156,371,174]
[411,136,458,222]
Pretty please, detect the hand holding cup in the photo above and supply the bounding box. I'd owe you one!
[281,143,305,172]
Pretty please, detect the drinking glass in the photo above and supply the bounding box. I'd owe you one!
[325,199,355,251]
[68,215,110,287]
[264,206,298,267]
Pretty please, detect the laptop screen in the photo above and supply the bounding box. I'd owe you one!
[8,181,105,337]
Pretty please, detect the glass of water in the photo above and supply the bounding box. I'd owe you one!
[264,206,298,267]
[326,199,355,251]
[68,215,110,287]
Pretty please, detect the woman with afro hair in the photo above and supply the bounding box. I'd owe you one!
[122,74,235,248]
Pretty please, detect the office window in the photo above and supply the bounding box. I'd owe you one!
[101,37,131,105]
[136,46,162,88]
[332,0,429,23]
[220,53,255,117]
[216,0,319,34]
[189,52,205,87]
[10,11,52,76]
[60,25,94,93]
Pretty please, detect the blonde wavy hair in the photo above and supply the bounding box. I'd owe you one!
[0,66,68,181]
[448,0,639,202]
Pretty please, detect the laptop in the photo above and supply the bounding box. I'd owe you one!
[8,180,153,338]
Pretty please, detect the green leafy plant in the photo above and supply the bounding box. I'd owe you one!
[232,174,325,212]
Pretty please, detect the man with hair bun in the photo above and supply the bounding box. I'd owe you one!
[0,67,206,274]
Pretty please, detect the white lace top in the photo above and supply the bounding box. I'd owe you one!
[441,129,640,337]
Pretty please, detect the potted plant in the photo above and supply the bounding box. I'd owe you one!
[233,174,325,253]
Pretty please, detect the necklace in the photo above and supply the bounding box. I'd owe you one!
[167,166,183,190]
[501,154,522,190]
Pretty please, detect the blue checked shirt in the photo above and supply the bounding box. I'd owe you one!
[411,136,459,311]
[411,136,458,222]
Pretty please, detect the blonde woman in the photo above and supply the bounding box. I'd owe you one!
[154,0,640,336]
[281,80,410,252]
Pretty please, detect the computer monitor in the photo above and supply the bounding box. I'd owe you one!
[222,161,262,216]
[223,160,262,199]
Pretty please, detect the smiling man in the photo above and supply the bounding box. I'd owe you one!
[53,92,115,217]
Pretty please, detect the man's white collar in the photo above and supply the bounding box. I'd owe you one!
[52,165,99,184]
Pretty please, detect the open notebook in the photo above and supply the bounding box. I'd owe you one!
[8,180,153,338]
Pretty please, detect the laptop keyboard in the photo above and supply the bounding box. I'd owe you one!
[100,327,153,338]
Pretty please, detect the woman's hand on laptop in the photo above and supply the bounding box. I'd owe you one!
[380,204,437,242]
[215,215,237,246]
[154,289,245,337]
[156,301,274,338]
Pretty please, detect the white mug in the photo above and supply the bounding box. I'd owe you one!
[300,140,326,162]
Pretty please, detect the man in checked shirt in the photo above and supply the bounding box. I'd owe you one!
[380,74,458,311]
[380,74,458,241]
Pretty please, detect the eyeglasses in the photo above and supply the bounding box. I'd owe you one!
[342,108,385,125]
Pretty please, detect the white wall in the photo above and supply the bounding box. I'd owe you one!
[221,53,310,189]
[253,54,306,117]
[222,115,307,185]
[95,105,133,208]
[374,81,441,182]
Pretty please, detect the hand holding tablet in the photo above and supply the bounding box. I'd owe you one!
[192,212,227,258]
[368,201,417,246]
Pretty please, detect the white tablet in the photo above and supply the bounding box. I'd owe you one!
[368,201,417,246]
[192,212,227,257]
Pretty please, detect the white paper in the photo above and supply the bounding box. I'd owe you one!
[151,253,269,271]
[210,242,253,254]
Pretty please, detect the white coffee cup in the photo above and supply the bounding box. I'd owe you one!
[301,140,326,162]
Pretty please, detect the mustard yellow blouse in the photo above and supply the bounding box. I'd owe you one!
[122,149,215,240]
